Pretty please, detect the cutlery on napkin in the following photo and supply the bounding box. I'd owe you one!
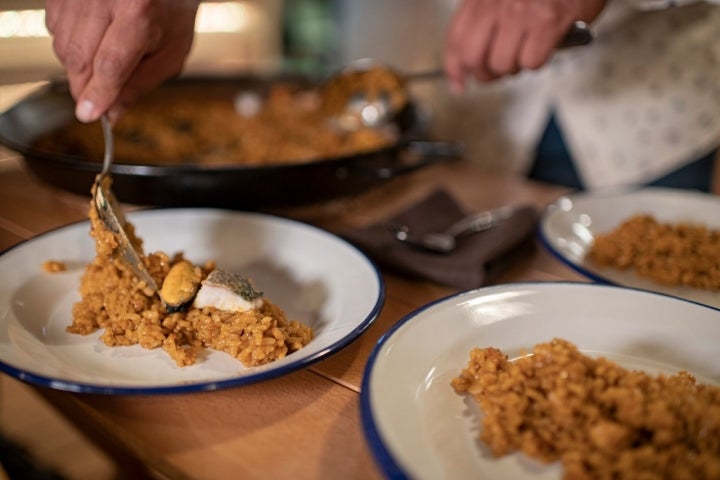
[340,189,538,290]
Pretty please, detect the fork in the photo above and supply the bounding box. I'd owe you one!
[93,115,158,292]
[392,205,516,254]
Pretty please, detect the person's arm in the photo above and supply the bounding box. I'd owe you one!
[444,0,608,92]
[45,0,200,123]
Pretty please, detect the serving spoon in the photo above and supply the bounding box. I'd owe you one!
[94,115,158,292]
[332,21,594,130]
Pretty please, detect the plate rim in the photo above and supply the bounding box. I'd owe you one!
[0,208,386,395]
[359,280,720,479]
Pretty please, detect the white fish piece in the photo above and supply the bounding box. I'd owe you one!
[193,269,264,312]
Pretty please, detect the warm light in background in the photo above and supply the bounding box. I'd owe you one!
[0,9,46,38]
[196,2,252,33]
[0,3,251,39]
[0,1,281,85]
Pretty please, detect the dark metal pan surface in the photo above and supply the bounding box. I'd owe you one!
[0,76,460,209]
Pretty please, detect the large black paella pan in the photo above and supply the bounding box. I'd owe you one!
[0,75,459,209]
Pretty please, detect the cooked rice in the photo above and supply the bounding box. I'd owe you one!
[452,338,720,479]
[320,64,408,117]
[33,78,396,167]
[588,214,720,290]
[42,260,67,272]
[69,184,313,367]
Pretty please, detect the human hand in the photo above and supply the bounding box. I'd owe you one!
[444,0,607,92]
[45,0,200,123]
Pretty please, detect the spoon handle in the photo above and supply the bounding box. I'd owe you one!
[444,206,517,238]
[559,21,593,48]
[100,115,114,176]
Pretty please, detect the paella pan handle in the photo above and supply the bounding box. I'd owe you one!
[356,140,464,180]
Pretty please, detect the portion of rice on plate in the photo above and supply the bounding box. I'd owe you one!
[69,181,313,367]
[452,338,720,480]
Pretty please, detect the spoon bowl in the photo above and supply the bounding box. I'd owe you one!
[331,21,593,130]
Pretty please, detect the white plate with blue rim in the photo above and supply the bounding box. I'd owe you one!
[360,282,720,479]
[0,209,384,394]
[538,187,720,309]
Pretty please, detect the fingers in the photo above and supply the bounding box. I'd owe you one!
[519,25,567,71]
[75,5,158,123]
[47,0,109,101]
[446,0,506,93]
[44,0,62,35]
[445,0,483,92]
[444,0,585,89]
[106,47,189,123]
[517,4,573,70]
[486,2,527,78]
[46,0,199,124]
[105,2,198,122]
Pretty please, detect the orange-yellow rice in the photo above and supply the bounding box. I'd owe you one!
[452,338,720,479]
[69,184,313,367]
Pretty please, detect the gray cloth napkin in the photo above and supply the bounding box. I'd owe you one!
[341,189,538,290]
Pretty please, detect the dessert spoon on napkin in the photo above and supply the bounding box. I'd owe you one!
[392,205,517,254]
[340,190,538,289]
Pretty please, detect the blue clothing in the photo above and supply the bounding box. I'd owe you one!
[528,115,717,192]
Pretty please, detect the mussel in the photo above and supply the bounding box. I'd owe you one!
[159,260,202,313]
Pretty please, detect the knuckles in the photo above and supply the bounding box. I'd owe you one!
[53,38,92,74]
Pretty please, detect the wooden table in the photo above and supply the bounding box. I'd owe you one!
[0,147,587,479]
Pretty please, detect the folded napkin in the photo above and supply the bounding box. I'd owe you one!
[341,189,538,290]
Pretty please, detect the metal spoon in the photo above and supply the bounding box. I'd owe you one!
[94,115,158,292]
[393,205,517,254]
[334,21,593,130]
